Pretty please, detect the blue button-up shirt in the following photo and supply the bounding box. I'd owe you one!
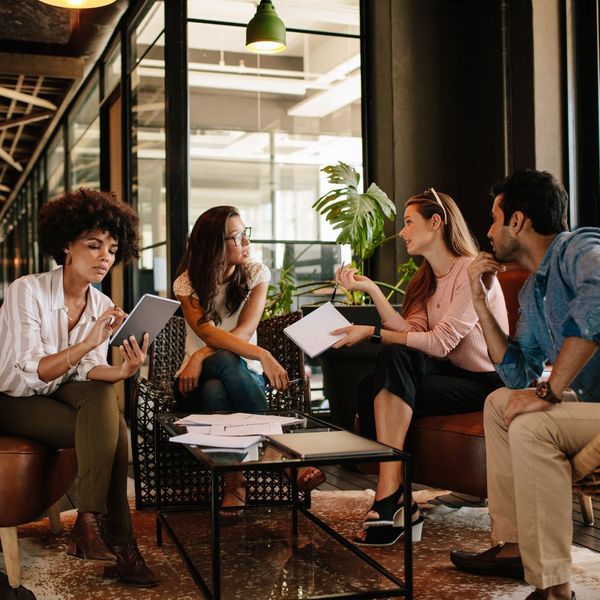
[495,228,600,402]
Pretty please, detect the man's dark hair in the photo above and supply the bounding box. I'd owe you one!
[38,188,141,265]
[490,169,569,235]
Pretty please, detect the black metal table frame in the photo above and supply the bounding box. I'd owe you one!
[154,412,413,600]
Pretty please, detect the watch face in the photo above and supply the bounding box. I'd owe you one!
[536,382,549,398]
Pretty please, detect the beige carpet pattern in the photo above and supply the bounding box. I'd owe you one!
[2,486,599,599]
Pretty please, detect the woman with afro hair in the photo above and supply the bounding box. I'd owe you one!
[0,189,158,588]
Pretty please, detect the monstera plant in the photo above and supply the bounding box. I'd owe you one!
[313,161,417,304]
[263,161,417,317]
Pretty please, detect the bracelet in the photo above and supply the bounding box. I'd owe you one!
[67,348,79,370]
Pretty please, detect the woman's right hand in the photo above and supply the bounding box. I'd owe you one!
[85,306,127,350]
[259,349,289,391]
[335,266,374,294]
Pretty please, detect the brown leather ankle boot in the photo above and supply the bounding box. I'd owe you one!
[68,511,116,561]
[103,539,159,587]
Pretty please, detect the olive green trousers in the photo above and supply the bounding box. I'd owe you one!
[0,381,132,545]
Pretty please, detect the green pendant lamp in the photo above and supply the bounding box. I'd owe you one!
[246,0,287,54]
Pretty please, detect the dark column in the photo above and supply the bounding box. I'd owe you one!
[571,0,600,227]
[164,0,189,293]
[365,0,540,275]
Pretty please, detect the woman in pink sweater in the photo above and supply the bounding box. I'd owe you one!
[333,188,508,546]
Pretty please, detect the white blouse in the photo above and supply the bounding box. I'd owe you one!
[173,262,270,375]
[0,267,113,397]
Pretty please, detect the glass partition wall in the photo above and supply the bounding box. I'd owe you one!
[185,0,361,308]
[129,1,167,299]
[0,0,363,409]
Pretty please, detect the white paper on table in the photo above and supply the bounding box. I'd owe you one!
[174,413,305,427]
[283,302,351,358]
[169,432,262,449]
[210,423,283,437]
[178,424,210,434]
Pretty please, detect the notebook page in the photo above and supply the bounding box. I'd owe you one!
[283,302,351,358]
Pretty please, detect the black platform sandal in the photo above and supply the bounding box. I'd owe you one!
[355,502,424,547]
[363,484,404,527]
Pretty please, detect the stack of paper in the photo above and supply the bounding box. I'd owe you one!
[169,412,305,449]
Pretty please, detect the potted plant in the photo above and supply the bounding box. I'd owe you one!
[306,162,417,430]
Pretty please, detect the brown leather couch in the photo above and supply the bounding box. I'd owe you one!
[406,267,529,498]
[0,437,76,589]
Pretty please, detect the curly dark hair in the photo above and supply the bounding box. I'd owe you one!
[38,189,141,265]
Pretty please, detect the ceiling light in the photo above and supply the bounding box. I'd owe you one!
[37,0,117,8]
[246,0,286,54]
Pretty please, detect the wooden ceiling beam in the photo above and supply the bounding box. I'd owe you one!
[0,110,54,130]
[0,53,84,80]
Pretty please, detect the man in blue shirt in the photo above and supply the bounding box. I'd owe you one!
[450,170,600,600]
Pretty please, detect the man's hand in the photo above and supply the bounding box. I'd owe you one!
[331,325,372,348]
[467,252,506,305]
[503,388,553,426]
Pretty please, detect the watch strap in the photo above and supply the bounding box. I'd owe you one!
[536,381,562,404]
[370,325,382,344]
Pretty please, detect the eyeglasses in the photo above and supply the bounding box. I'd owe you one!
[425,187,448,225]
[224,226,252,246]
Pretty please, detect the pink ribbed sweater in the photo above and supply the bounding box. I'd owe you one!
[382,256,508,372]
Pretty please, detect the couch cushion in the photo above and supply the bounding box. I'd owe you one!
[407,412,487,498]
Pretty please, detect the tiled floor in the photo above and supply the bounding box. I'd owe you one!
[320,464,600,553]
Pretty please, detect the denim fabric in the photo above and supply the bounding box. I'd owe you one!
[495,228,600,401]
[175,349,268,413]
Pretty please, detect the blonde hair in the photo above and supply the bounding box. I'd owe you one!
[401,190,478,317]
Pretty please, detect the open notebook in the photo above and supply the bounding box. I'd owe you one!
[283,302,351,358]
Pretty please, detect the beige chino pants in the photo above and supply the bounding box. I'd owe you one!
[484,387,600,588]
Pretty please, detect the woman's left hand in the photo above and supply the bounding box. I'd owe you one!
[331,325,373,348]
[118,333,149,378]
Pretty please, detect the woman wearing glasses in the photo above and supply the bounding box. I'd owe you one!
[174,205,324,512]
[333,189,508,546]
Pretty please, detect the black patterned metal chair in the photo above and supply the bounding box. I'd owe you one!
[571,431,600,525]
[130,312,310,510]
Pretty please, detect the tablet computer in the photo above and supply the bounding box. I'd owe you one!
[109,294,180,347]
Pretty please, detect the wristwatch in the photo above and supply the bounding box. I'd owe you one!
[370,325,382,344]
[535,381,562,404]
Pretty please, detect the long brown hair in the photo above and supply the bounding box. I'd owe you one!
[401,190,478,317]
[176,206,250,326]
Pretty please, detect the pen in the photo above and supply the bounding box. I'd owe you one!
[330,261,345,302]
[263,376,304,389]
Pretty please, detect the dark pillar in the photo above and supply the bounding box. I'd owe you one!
[164,0,189,293]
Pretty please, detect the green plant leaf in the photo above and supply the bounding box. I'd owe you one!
[312,162,396,270]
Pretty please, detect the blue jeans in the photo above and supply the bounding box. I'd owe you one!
[174,350,268,413]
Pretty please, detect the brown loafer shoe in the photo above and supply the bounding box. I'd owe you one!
[68,511,116,562]
[450,543,524,580]
[103,539,159,588]
[525,591,575,600]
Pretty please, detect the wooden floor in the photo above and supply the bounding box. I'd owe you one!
[319,464,600,553]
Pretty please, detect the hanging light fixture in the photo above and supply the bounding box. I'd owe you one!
[37,0,117,8]
[246,0,286,54]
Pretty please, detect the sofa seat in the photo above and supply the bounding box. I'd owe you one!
[407,412,486,498]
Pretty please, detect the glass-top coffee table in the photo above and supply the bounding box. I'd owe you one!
[155,411,413,599]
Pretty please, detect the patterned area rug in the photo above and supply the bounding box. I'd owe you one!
[1,485,599,599]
